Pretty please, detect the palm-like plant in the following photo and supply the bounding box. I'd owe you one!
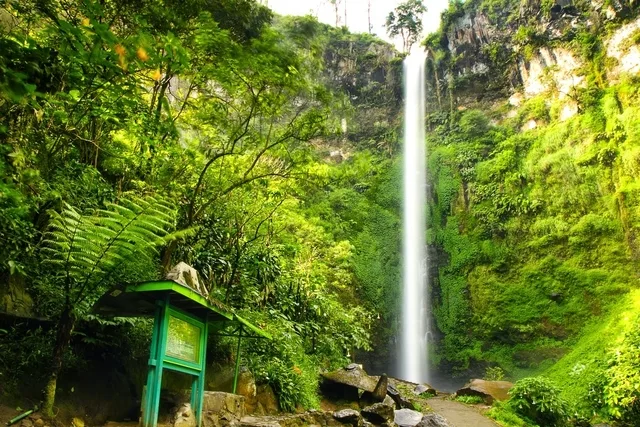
[40,195,183,416]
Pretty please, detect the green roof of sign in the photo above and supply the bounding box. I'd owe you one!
[92,279,270,339]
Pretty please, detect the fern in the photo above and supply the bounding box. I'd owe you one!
[42,195,181,306]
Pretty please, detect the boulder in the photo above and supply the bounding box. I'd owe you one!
[166,262,208,297]
[394,409,423,426]
[333,409,362,426]
[256,384,279,415]
[174,403,196,427]
[322,365,380,403]
[202,391,246,423]
[416,414,449,427]
[412,384,436,397]
[387,384,412,409]
[322,365,379,392]
[361,403,394,425]
[455,379,513,404]
[237,368,257,399]
[372,374,389,401]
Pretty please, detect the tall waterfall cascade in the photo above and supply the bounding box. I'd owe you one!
[400,50,429,384]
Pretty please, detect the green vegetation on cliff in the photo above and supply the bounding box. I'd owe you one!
[425,0,640,424]
[0,0,402,420]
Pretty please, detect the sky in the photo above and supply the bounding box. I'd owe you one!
[263,0,449,50]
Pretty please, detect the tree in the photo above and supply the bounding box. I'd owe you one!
[40,195,183,416]
[385,0,427,52]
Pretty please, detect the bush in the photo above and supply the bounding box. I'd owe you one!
[603,318,640,422]
[455,395,484,404]
[484,366,506,381]
[508,377,569,426]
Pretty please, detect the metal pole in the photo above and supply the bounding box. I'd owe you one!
[232,327,243,394]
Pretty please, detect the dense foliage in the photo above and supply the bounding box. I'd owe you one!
[423,0,640,425]
[0,0,403,417]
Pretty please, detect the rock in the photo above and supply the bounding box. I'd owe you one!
[412,384,436,396]
[19,420,33,427]
[257,384,279,414]
[416,414,449,427]
[387,384,412,409]
[237,368,257,399]
[394,408,424,426]
[322,365,379,392]
[322,365,380,403]
[239,416,281,427]
[382,395,395,408]
[203,391,246,420]
[33,419,44,427]
[455,379,513,404]
[333,409,361,426]
[174,403,196,427]
[71,418,85,427]
[361,403,394,425]
[166,262,208,297]
[372,374,388,401]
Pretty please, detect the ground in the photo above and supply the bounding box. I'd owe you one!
[427,396,499,427]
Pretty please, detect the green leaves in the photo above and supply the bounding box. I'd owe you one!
[41,195,178,306]
[508,377,569,426]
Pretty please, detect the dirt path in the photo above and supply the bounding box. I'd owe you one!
[427,397,499,427]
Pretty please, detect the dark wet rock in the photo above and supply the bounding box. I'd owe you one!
[382,395,395,408]
[361,403,395,425]
[412,384,436,396]
[361,374,389,406]
[416,414,449,427]
[387,383,413,409]
[322,365,382,405]
[394,409,423,426]
[455,379,513,404]
[373,374,389,401]
[333,409,362,426]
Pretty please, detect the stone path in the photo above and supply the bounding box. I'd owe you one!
[427,397,499,427]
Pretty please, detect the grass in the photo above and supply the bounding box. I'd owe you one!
[454,395,485,404]
[542,289,640,415]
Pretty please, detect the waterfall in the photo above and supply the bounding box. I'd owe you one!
[400,50,428,384]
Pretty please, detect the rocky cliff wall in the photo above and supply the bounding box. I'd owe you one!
[427,0,640,110]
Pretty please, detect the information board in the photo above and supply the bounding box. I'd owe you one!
[166,315,201,363]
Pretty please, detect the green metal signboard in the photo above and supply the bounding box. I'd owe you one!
[142,300,208,427]
[166,314,202,364]
[92,277,272,427]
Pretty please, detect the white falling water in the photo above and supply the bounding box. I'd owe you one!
[400,50,428,384]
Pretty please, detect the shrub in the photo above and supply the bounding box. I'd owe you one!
[603,318,640,422]
[455,395,484,404]
[508,377,569,426]
[484,366,506,381]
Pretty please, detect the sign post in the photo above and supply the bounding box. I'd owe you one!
[142,299,208,427]
[92,273,272,427]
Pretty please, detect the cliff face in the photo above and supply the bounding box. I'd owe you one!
[428,0,639,108]
[323,35,403,150]
[425,0,640,388]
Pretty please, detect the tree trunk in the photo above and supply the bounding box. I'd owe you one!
[43,307,76,417]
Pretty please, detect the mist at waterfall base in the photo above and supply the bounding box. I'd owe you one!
[400,50,429,385]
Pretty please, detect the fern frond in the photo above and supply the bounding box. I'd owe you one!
[41,195,178,304]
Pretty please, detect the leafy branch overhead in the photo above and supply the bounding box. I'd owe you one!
[41,195,188,306]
